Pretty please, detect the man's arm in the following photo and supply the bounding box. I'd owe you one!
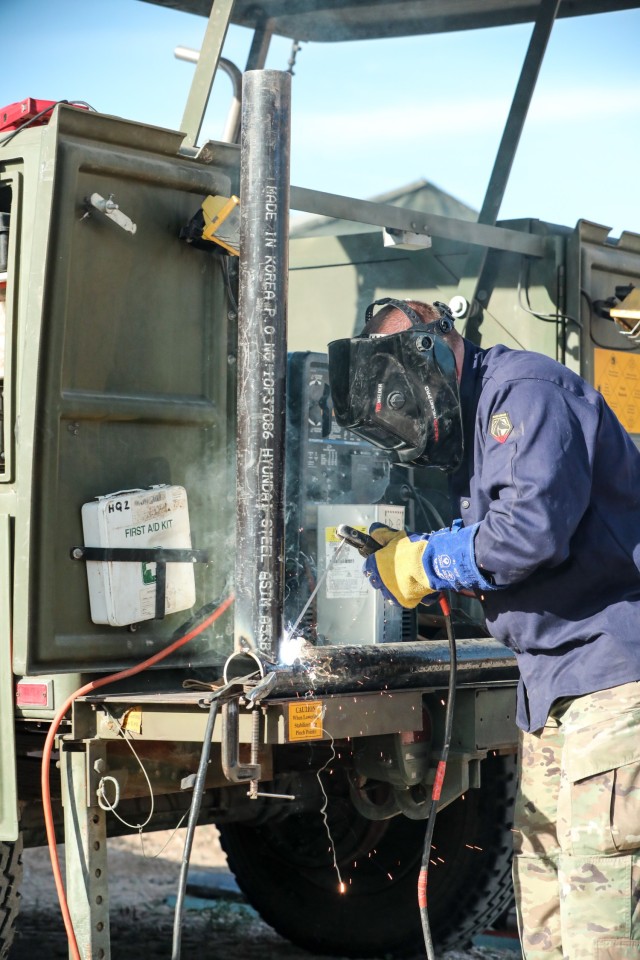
[462,378,597,587]
[364,379,599,604]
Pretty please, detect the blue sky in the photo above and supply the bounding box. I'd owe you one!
[3,0,640,237]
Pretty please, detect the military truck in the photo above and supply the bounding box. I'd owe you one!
[2,1,640,958]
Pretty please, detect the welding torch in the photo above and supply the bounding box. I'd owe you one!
[335,523,381,556]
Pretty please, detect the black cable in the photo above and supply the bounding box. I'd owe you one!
[0,100,95,146]
[171,697,220,960]
[418,592,457,960]
[169,597,221,641]
[220,254,239,314]
[413,488,446,532]
[581,288,640,352]
[517,259,581,328]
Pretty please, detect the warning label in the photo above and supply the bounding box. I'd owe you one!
[121,707,142,734]
[594,348,640,434]
[287,701,324,741]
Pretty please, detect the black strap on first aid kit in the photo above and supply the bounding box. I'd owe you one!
[70,546,209,620]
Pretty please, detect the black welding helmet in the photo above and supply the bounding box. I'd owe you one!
[328,299,463,471]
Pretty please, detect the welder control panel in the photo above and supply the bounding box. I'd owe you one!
[287,352,395,531]
[285,352,407,637]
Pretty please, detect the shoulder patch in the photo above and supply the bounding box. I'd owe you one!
[490,411,513,443]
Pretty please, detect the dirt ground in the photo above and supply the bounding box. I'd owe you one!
[15,824,521,959]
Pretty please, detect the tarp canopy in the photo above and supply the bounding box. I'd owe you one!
[140,0,640,42]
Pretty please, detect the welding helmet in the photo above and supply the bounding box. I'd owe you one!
[328,299,463,471]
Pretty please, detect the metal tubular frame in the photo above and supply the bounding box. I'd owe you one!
[456,0,561,315]
[180,0,236,148]
[235,70,291,659]
[290,186,547,257]
[223,638,518,697]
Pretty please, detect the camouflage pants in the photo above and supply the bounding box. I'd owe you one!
[512,681,640,960]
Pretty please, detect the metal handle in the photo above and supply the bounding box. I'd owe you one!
[336,523,381,556]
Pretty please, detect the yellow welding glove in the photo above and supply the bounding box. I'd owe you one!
[363,525,436,608]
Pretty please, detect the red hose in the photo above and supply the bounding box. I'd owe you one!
[40,594,234,960]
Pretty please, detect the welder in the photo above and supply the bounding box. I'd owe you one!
[328,298,640,960]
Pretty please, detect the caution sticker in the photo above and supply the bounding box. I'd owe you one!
[594,348,640,434]
[287,701,324,741]
[121,707,142,734]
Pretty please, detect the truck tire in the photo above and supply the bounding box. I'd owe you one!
[218,752,516,958]
[0,837,22,959]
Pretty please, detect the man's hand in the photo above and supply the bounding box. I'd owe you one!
[363,524,437,608]
[363,521,499,605]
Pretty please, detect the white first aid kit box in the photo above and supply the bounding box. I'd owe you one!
[81,485,196,626]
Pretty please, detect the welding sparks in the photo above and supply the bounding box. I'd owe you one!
[279,633,308,666]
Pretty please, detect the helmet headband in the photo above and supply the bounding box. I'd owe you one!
[363,298,455,336]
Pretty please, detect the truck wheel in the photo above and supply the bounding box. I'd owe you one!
[218,752,516,958]
[0,837,22,959]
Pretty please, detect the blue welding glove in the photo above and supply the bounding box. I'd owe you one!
[422,520,498,593]
[362,524,438,608]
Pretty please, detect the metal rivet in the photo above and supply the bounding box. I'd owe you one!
[387,391,406,410]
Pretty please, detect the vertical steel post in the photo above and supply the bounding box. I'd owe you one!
[0,519,17,840]
[235,71,291,659]
[61,740,110,960]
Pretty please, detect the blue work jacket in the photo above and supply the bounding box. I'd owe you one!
[450,340,640,732]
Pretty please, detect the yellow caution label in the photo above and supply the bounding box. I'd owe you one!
[121,707,142,734]
[288,701,324,741]
[594,348,640,434]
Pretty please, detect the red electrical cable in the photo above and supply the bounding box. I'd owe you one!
[40,594,234,960]
[418,593,456,957]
